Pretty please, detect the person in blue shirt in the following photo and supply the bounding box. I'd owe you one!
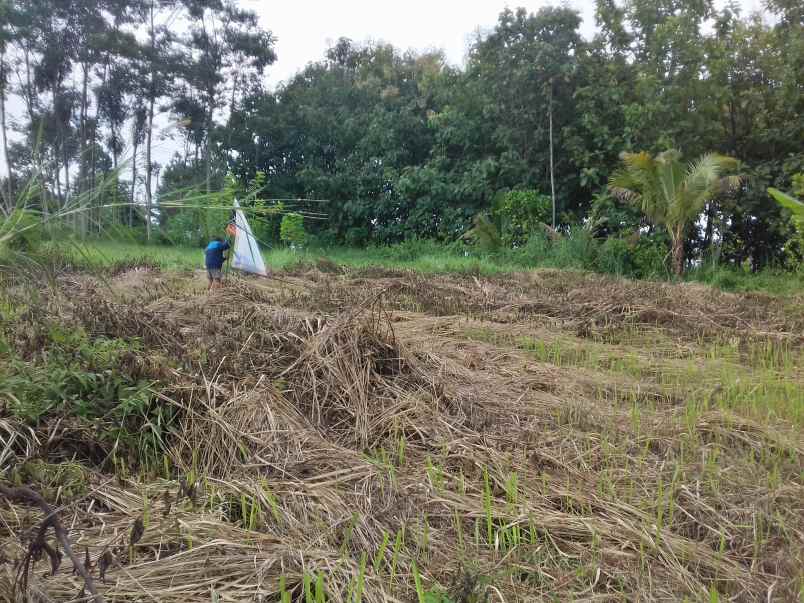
[204,236,231,290]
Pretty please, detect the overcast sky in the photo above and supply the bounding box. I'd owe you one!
[246,0,765,88]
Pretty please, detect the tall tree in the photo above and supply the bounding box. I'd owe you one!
[132,0,179,241]
[467,7,583,222]
[128,103,147,226]
[0,0,19,211]
[182,0,275,193]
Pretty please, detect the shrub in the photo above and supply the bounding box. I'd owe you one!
[345,226,369,247]
[0,209,43,252]
[280,213,307,247]
[514,230,551,265]
[597,237,633,275]
[0,319,173,469]
[632,234,669,278]
[161,208,205,247]
[493,189,551,247]
[549,228,598,269]
[383,238,445,262]
[464,214,502,252]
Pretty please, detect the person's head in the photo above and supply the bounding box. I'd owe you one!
[213,236,223,243]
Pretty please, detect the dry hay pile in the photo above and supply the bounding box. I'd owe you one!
[280,268,803,344]
[0,269,802,602]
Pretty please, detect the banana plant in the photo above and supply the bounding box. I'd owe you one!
[767,187,804,235]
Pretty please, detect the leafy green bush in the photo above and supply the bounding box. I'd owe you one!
[161,206,206,247]
[464,214,502,252]
[280,213,307,247]
[0,209,43,251]
[597,237,632,275]
[587,191,642,237]
[631,234,669,278]
[511,230,550,264]
[380,237,446,262]
[493,190,551,247]
[0,317,173,468]
[345,226,370,247]
[549,228,598,269]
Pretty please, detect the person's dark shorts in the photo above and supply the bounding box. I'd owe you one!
[207,268,223,281]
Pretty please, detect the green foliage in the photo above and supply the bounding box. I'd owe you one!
[767,186,804,234]
[0,209,43,251]
[2,1,802,276]
[792,174,804,199]
[610,150,740,275]
[556,229,598,269]
[587,192,643,238]
[464,214,502,252]
[45,238,804,295]
[597,238,633,276]
[493,190,551,247]
[631,234,670,279]
[12,460,89,501]
[0,314,172,467]
[280,213,307,247]
[423,590,455,603]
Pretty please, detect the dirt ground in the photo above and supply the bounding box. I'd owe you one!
[1,266,802,602]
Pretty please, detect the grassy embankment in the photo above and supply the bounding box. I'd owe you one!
[47,240,804,296]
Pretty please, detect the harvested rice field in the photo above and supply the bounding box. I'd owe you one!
[1,265,802,602]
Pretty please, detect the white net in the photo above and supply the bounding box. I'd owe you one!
[230,199,268,276]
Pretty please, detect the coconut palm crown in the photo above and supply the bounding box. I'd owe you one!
[609,149,741,276]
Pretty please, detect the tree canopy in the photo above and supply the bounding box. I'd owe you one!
[0,0,802,272]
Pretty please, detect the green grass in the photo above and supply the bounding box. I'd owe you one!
[32,240,804,296]
[463,325,804,426]
[42,240,520,275]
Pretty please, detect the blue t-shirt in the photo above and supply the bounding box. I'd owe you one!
[205,240,230,269]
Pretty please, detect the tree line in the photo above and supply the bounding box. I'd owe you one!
[0,0,275,239]
[1,0,803,273]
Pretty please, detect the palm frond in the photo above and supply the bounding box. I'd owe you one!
[610,156,665,224]
[620,151,655,171]
[670,153,734,225]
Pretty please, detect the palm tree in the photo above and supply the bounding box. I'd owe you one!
[609,150,740,276]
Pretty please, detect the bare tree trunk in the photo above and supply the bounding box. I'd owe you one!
[0,53,11,212]
[54,161,62,202]
[205,101,212,194]
[92,63,108,235]
[548,82,556,230]
[145,95,154,242]
[144,0,155,243]
[78,63,90,237]
[130,137,138,228]
[112,145,119,227]
[63,152,70,201]
[230,71,239,114]
[20,47,46,218]
[79,64,88,192]
[703,202,716,260]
